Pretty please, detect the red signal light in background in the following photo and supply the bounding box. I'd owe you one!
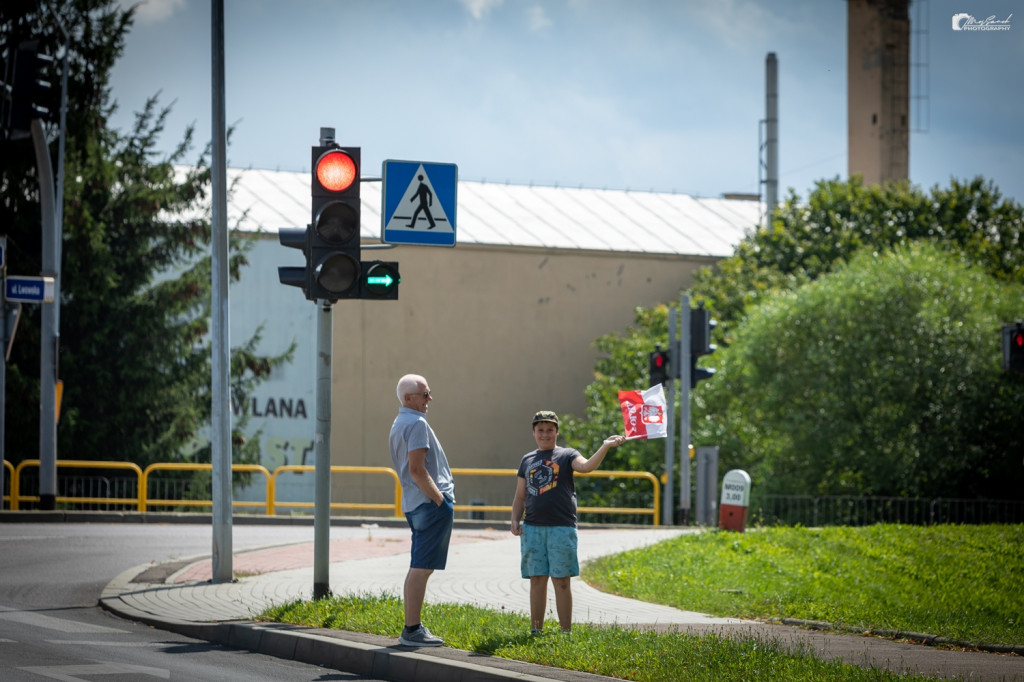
[315,150,357,193]
[1015,331,1024,348]
[649,349,670,385]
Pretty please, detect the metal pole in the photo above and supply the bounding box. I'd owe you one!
[313,299,332,599]
[210,0,233,582]
[662,308,676,526]
[678,295,691,524]
[765,52,779,221]
[32,119,57,510]
[1,237,7,506]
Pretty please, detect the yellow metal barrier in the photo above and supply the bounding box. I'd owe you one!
[271,465,403,517]
[3,459,14,509]
[450,467,661,526]
[4,460,660,524]
[141,463,271,513]
[11,460,144,511]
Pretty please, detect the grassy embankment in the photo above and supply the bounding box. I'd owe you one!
[260,524,1023,681]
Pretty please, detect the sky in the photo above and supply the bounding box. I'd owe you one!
[108,0,1023,206]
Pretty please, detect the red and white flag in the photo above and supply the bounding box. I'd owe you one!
[617,384,668,440]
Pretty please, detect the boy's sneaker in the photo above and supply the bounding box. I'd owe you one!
[399,625,444,647]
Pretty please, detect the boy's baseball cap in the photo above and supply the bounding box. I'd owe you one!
[532,410,559,426]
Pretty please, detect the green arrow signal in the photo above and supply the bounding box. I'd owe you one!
[367,273,394,287]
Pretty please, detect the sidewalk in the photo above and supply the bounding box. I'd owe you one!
[100,522,1024,682]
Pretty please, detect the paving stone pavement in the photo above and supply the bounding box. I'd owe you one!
[99,523,1024,682]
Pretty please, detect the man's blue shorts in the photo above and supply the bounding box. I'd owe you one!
[405,495,454,570]
[520,524,579,578]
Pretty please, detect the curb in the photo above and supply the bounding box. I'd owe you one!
[100,565,618,682]
[780,618,1024,657]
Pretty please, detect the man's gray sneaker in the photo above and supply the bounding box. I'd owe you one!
[399,625,443,647]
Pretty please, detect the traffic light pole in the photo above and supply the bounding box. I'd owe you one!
[678,295,692,524]
[313,299,333,600]
[662,308,676,526]
[312,125,335,601]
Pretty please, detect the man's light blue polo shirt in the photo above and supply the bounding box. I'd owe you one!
[389,407,456,513]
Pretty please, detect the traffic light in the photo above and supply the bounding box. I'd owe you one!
[1003,322,1024,374]
[649,348,670,386]
[690,303,717,388]
[361,261,401,300]
[277,227,309,297]
[309,145,362,301]
[4,40,54,140]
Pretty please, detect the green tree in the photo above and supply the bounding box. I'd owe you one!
[563,177,1024,502]
[1,1,289,475]
[561,304,671,474]
[692,177,1024,344]
[695,244,1024,498]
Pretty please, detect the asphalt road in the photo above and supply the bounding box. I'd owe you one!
[0,522,386,681]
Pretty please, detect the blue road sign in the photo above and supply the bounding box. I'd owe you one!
[381,160,458,247]
[5,276,55,303]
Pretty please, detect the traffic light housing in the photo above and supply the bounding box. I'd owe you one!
[277,227,309,296]
[649,348,670,386]
[1003,322,1024,374]
[690,303,717,388]
[309,145,362,301]
[3,40,54,140]
[361,261,401,300]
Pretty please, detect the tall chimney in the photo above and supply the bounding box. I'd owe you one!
[764,52,779,221]
[847,0,910,184]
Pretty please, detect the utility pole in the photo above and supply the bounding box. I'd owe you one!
[33,117,58,510]
[210,0,233,582]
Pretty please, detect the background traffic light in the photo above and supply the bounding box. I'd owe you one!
[3,40,54,140]
[1003,322,1024,374]
[649,348,670,386]
[309,145,361,302]
[690,303,716,388]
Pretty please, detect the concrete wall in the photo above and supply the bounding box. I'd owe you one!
[230,235,714,512]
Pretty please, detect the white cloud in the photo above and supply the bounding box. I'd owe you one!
[527,5,553,32]
[460,0,504,21]
[119,0,187,25]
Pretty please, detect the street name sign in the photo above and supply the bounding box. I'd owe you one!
[5,276,55,303]
[381,160,458,247]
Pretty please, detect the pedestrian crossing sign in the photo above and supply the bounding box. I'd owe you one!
[381,160,458,247]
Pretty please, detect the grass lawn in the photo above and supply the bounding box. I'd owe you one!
[259,524,1022,680]
[585,524,1024,646]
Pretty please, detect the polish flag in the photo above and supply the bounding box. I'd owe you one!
[617,384,668,440]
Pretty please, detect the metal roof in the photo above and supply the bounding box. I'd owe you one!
[223,167,761,258]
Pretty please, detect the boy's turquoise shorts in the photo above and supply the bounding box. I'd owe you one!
[520,524,579,578]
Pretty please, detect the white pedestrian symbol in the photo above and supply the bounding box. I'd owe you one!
[385,164,452,234]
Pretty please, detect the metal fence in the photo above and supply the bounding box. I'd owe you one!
[7,461,1022,527]
[4,460,660,523]
[750,494,1024,527]
[12,474,195,512]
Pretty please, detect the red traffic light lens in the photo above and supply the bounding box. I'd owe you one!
[316,150,357,192]
[1015,332,1024,348]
